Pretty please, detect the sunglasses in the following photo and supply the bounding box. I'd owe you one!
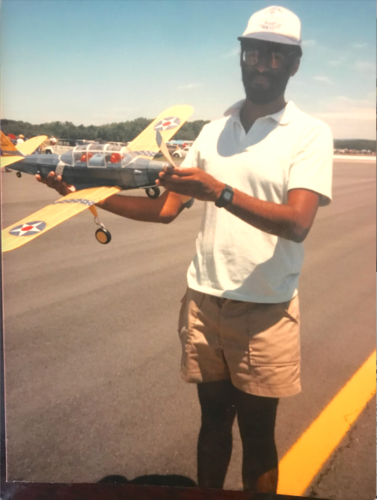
[241,45,296,69]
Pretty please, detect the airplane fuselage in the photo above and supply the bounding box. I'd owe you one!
[8,143,170,191]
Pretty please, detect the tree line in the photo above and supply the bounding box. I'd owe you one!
[1,118,375,151]
[1,118,210,143]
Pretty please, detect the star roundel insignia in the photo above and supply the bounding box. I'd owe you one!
[154,116,181,131]
[9,221,47,237]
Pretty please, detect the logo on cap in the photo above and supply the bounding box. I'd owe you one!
[259,21,282,31]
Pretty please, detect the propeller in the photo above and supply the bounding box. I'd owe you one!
[155,130,178,167]
[155,131,191,204]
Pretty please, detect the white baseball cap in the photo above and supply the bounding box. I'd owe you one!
[238,6,301,46]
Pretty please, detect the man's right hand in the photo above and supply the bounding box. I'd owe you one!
[36,171,76,197]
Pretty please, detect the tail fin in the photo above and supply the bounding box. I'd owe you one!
[17,135,47,156]
[0,131,24,158]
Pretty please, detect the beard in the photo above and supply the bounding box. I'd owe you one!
[241,65,291,104]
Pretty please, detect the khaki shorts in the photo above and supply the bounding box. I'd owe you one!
[178,288,301,398]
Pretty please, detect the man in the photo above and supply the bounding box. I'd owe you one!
[37,5,333,493]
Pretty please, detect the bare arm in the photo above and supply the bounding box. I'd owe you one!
[36,172,185,224]
[96,189,186,224]
[157,166,320,242]
[224,188,319,243]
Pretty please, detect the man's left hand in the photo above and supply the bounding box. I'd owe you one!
[157,166,224,202]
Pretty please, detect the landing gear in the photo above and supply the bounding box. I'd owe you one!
[95,227,112,244]
[90,203,112,245]
[145,186,160,199]
[16,172,22,178]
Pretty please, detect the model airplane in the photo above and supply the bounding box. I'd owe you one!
[1,105,193,252]
[1,132,48,168]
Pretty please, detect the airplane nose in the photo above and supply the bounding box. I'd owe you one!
[147,160,170,185]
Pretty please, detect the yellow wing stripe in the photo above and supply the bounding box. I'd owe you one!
[2,186,121,252]
[127,105,193,159]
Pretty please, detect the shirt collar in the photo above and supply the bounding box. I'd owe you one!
[224,99,296,126]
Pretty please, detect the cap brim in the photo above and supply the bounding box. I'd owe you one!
[238,32,301,46]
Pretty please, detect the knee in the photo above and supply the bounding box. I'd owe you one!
[200,403,236,431]
[197,380,237,430]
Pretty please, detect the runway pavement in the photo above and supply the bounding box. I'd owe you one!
[1,158,375,499]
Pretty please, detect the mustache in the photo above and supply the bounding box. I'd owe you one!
[246,71,275,83]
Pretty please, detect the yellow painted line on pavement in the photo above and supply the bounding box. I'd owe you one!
[277,350,376,496]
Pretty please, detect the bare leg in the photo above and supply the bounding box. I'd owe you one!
[235,388,279,493]
[197,379,237,488]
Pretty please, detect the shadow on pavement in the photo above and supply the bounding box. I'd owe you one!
[99,473,197,488]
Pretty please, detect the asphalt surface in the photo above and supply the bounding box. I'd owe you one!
[1,159,375,499]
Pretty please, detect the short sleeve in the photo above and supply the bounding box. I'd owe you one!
[288,123,333,206]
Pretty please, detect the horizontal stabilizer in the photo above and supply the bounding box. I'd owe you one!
[1,156,26,169]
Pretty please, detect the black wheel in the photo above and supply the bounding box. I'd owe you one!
[45,150,52,154]
[16,171,22,178]
[146,186,160,199]
[95,228,112,244]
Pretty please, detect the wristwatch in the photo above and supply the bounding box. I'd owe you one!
[215,184,234,208]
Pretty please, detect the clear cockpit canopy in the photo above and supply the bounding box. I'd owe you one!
[60,143,137,168]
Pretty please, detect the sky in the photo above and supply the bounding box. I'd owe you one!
[0,0,376,139]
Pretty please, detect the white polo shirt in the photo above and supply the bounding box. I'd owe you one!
[182,100,333,303]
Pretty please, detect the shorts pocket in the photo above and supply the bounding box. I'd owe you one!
[251,363,301,395]
[282,295,300,324]
[189,289,206,314]
[248,299,300,367]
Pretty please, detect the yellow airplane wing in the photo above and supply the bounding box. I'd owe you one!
[127,105,193,159]
[1,133,47,168]
[2,186,121,253]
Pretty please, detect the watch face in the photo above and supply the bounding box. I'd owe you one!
[224,190,232,202]
[215,185,233,207]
